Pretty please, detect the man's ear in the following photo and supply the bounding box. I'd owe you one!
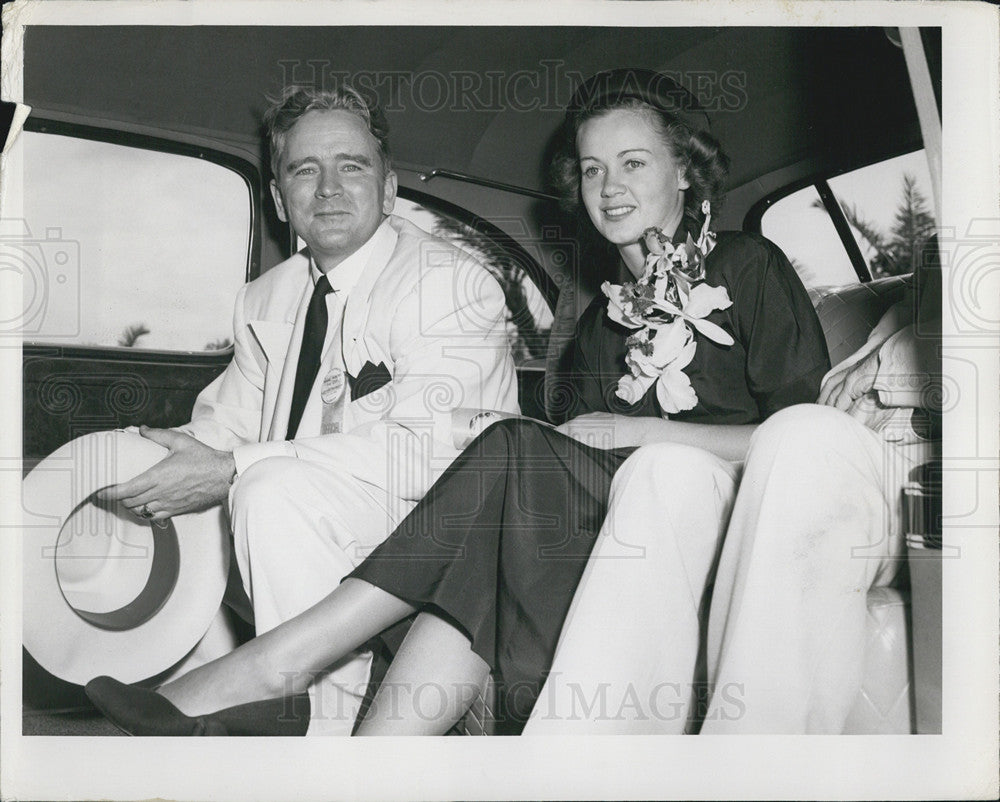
[270,178,288,223]
[382,169,398,215]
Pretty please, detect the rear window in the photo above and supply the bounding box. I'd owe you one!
[16,131,251,352]
[761,150,935,289]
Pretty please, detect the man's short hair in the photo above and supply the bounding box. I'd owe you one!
[264,84,392,178]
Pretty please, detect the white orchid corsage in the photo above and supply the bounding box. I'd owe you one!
[601,201,734,414]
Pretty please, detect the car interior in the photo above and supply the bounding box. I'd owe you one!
[15,24,942,736]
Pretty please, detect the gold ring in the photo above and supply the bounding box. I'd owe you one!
[139,504,154,519]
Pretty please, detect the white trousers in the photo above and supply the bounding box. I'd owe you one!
[229,456,412,735]
[526,442,740,734]
[702,404,918,733]
[526,404,921,735]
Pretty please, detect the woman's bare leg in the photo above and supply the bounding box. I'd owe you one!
[158,579,416,715]
[355,612,489,736]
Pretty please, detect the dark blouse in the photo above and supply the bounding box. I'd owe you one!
[565,229,831,424]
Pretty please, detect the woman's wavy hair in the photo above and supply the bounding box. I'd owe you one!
[264,84,391,179]
[549,70,730,228]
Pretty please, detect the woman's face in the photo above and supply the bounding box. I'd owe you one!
[577,108,690,260]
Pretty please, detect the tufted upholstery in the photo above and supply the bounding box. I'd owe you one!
[809,276,910,366]
[454,675,497,736]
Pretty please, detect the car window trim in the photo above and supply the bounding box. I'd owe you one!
[814,179,872,283]
[743,146,930,286]
[23,117,261,283]
[20,118,262,361]
[395,186,560,313]
[419,168,560,203]
[746,177,871,285]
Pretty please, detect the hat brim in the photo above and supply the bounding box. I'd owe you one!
[21,431,230,686]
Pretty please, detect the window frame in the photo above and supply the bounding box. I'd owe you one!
[392,186,560,314]
[743,145,930,286]
[21,117,262,364]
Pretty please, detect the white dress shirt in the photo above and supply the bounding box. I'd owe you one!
[231,218,394,473]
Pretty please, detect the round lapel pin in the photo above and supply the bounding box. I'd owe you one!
[321,368,346,405]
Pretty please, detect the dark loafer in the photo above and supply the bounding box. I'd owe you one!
[85,676,227,736]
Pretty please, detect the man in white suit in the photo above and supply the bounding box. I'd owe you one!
[98,85,518,734]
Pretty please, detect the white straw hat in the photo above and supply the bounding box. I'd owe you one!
[21,430,230,685]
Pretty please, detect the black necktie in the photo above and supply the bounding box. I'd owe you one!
[286,274,332,439]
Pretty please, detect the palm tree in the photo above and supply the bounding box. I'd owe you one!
[205,337,233,351]
[811,196,896,275]
[117,323,150,348]
[428,212,549,362]
[884,174,935,277]
[811,172,934,278]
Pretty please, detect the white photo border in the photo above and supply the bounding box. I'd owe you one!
[1,1,997,800]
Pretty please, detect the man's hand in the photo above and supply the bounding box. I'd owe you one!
[818,348,881,411]
[96,426,237,520]
[818,349,898,430]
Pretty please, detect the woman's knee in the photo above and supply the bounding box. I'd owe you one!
[757,403,852,437]
[468,417,546,455]
[612,442,731,495]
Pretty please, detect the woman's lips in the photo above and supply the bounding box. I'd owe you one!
[602,205,635,220]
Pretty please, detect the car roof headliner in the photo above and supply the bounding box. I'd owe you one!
[24,25,927,194]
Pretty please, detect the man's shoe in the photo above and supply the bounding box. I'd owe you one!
[85,676,227,736]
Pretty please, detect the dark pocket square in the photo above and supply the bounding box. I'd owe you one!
[348,361,392,402]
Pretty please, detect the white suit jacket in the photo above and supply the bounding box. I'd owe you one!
[181,214,519,500]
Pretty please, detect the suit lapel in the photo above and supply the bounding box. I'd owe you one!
[257,275,313,441]
[342,218,399,374]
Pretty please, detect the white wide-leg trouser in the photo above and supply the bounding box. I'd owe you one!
[527,404,923,734]
[526,442,739,734]
[702,404,917,733]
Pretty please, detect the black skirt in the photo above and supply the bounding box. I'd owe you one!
[348,417,634,734]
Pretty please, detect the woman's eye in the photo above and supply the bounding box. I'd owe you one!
[625,159,645,169]
[582,165,601,179]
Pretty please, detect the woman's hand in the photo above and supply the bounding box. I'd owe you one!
[556,412,629,449]
[557,412,758,460]
[556,413,655,449]
[559,412,757,461]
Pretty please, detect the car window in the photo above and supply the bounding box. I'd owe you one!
[393,196,553,366]
[761,149,934,289]
[18,131,251,352]
[827,151,935,279]
[760,183,858,288]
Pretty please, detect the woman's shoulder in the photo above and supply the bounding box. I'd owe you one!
[704,230,795,285]
[707,230,787,266]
